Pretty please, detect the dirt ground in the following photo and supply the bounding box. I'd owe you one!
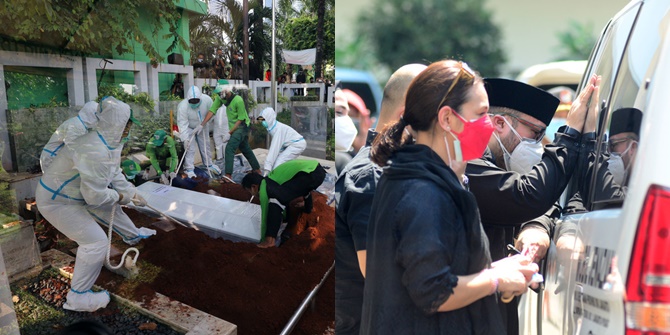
[93,180,335,334]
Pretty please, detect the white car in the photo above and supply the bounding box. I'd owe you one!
[519,0,670,334]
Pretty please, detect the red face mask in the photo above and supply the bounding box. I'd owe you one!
[450,112,495,161]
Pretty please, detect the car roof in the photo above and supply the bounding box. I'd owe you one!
[516,60,587,91]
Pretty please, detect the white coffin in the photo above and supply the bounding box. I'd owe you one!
[135,183,262,242]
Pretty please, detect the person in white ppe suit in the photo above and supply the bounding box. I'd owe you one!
[35,96,155,312]
[210,81,231,161]
[256,107,306,175]
[212,102,230,161]
[177,86,221,178]
[40,101,99,172]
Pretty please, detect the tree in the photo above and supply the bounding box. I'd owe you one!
[237,1,271,80]
[358,0,506,77]
[282,9,334,70]
[314,0,327,79]
[555,20,597,61]
[189,13,218,63]
[0,0,188,64]
[207,0,270,80]
[281,0,334,79]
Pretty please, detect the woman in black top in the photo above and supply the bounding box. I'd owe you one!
[360,60,539,334]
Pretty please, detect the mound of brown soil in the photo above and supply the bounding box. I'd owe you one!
[96,182,334,335]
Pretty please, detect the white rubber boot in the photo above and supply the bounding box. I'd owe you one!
[63,289,110,312]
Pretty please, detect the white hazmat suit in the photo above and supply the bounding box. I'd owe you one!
[40,101,99,172]
[177,86,217,176]
[35,97,155,312]
[213,104,230,160]
[259,107,306,174]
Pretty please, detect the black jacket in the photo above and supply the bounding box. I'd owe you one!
[465,126,582,262]
[360,144,503,335]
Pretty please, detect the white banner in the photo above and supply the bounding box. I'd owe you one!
[282,48,316,65]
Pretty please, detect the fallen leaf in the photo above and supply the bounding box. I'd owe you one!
[138,322,157,331]
[12,295,19,303]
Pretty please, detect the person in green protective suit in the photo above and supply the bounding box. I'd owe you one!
[121,159,147,186]
[242,159,326,248]
[211,83,262,179]
[146,129,178,184]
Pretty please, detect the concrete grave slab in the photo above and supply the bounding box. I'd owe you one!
[0,245,20,334]
[43,249,236,335]
[0,221,43,283]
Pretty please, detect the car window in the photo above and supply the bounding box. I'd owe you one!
[584,0,668,209]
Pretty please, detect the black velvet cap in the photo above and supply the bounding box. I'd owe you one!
[484,78,560,126]
[610,107,642,137]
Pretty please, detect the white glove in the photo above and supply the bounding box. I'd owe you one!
[140,170,150,180]
[117,191,131,205]
[193,124,204,134]
[131,193,147,207]
[160,173,169,185]
[169,172,177,179]
[263,169,270,177]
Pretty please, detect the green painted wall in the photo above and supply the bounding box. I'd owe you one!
[112,0,207,65]
[3,1,205,109]
[4,67,69,110]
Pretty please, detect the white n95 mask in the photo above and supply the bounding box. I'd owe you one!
[607,140,635,185]
[607,154,626,185]
[496,117,543,174]
[335,115,358,151]
[508,140,543,174]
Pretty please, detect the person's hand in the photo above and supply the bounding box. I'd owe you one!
[229,129,235,135]
[131,193,147,207]
[169,172,177,180]
[554,234,584,294]
[117,191,131,205]
[566,74,598,133]
[514,226,550,263]
[140,170,150,180]
[555,234,584,269]
[193,124,204,134]
[289,196,306,208]
[489,256,539,300]
[584,75,602,134]
[160,173,169,185]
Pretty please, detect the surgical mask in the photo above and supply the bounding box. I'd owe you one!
[189,101,201,109]
[495,117,543,174]
[261,120,268,128]
[335,115,358,151]
[450,112,495,161]
[197,59,204,62]
[607,140,635,185]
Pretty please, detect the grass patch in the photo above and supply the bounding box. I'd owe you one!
[116,261,161,298]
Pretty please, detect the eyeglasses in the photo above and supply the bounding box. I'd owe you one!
[502,113,546,142]
[608,136,636,153]
[436,61,476,112]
